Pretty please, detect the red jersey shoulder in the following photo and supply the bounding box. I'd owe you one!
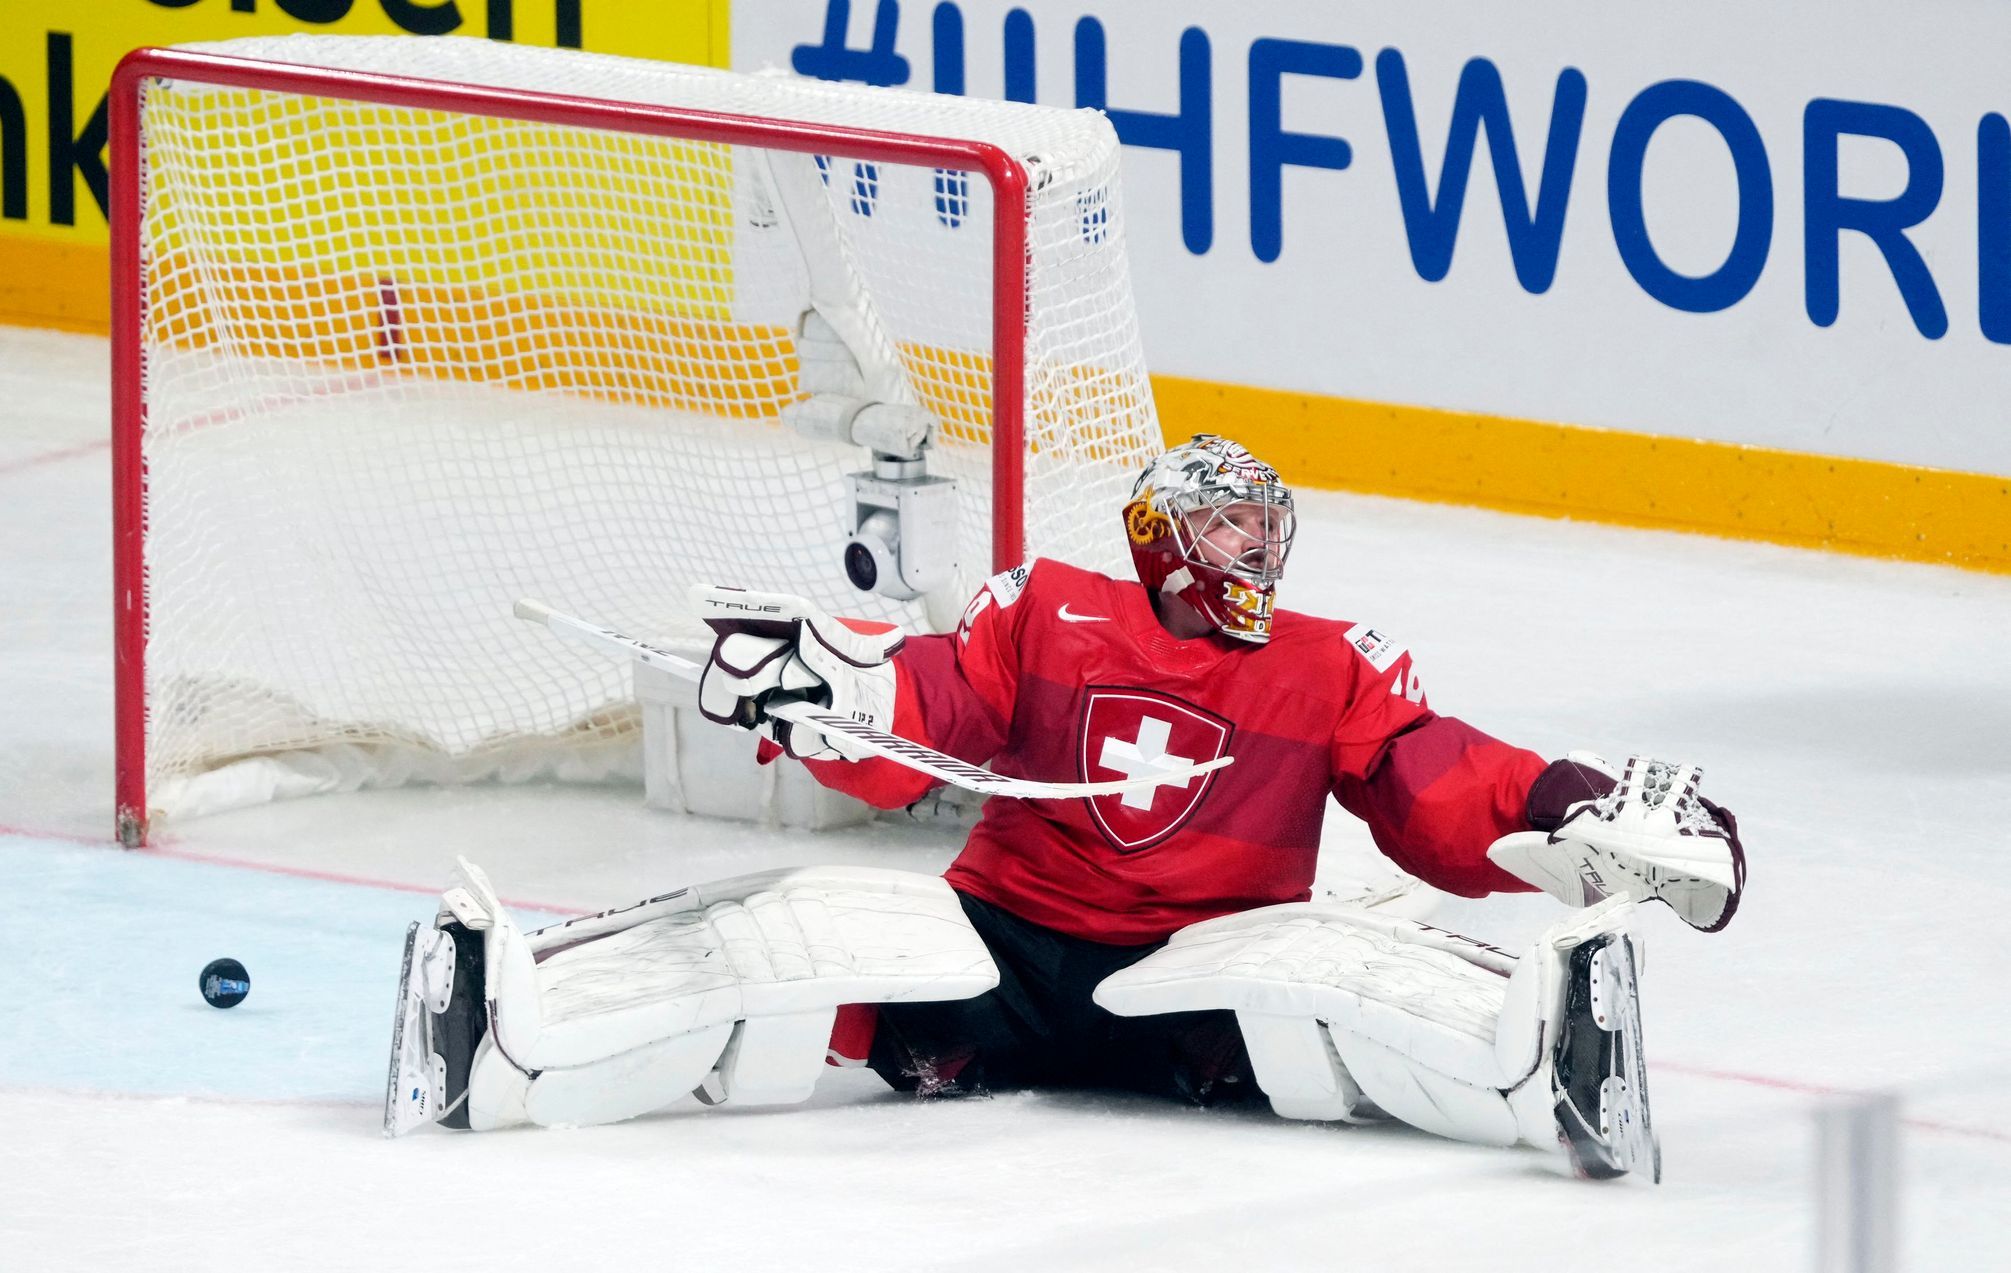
[1026,558,1134,606]
[1265,609,1427,708]
[956,558,1132,639]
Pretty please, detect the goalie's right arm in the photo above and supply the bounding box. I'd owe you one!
[692,585,903,764]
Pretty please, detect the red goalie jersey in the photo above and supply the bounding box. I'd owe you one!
[801,560,1544,944]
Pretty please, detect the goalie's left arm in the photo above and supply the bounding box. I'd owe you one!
[1323,640,1745,929]
[1325,634,1552,898]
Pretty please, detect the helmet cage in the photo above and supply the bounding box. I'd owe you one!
[1165,482,1295,590]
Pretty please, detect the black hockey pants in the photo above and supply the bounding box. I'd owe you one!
[868,891,1259,1108]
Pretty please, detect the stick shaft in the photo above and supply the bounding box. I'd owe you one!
[513,599,1232,800]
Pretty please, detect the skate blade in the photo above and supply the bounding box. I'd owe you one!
[383,922,454,1139]
[1590,938,1660,1183]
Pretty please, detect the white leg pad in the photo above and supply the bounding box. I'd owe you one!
[714,1008,842,1105]
[452,860,995,1130]
[1233,1011,1376,1123]
[521,1024,736,1129]
[1094,896,1636,1150]
[466,1037,532,1132]
[1327,1029,1519,1146]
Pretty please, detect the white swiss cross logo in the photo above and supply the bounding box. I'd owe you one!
[1079,688,1232,852]
[1099,716,1195,810]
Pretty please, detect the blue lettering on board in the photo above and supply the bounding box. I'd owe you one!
[784,1,2000,344]
[1376,52,1586,295]
[1804,99,1948,339]
[1607,80,1773,314]
[1075,17,1214,255]
[1247,39,1361,264]
[1978,114,2011,344]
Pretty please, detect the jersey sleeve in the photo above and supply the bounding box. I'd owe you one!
[1328,636,1545,897]
[788,564,1031,809]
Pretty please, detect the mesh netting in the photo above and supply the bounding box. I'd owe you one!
[130,36,1161,814]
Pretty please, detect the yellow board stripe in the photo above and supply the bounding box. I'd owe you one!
[0,238,109,334]
[1152,375,2011,576]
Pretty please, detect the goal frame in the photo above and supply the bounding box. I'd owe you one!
[108,46,1032,847]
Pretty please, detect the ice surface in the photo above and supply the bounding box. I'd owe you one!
[2,326,2006,1270]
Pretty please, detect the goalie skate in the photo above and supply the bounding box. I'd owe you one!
[382,920,485,1137]
[1552,932,1659,1182]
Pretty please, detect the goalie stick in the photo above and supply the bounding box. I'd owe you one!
[514,599,1235,801]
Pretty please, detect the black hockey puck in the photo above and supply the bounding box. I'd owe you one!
[200,958,251,1009]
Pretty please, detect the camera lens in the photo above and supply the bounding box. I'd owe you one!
[844,539,879,591]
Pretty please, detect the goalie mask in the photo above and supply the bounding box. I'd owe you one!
[1124,434,1296,643]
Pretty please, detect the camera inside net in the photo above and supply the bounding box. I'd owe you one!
[844,457,959,601]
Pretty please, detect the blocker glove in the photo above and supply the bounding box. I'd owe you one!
[692,585,903,763]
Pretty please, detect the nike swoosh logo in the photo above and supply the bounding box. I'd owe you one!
[1057,604,1109,623]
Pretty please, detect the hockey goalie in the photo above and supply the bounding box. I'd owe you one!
[386,434,1746,1182]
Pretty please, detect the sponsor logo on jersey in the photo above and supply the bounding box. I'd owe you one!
[990,562,1032,607]
[1079,687,1234,852]
[1057,604,1108,623]
[958,562,1034,642]
[1342,621,1406,673]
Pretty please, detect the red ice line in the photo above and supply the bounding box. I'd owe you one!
[0,363,420,484]
[1655,1062,2011,1144]
[3,823,2007,1143]
[0,823,579,916]
[0,822,113,847]
[0,439,109,477]
[140,842,584,916]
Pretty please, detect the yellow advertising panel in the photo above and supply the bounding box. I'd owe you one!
[0,0,726,330]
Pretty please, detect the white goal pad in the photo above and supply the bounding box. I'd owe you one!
[451,861,996,1129]
[1094,897,1638,1151]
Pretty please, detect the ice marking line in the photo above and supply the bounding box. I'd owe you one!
[1659,1062,2011,1143]
[1657,1060,1848,1096]
[0,827,586,914]
[141,844,586,916]
[0,822,119,847]
[0,1082,374,1112]
[0,439,109,476]
[1903,1118,2011,1144]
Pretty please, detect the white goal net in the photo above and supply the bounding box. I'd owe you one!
[113,35,1161,842]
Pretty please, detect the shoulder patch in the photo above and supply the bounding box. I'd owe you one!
[1342,621,1408,674]
[957,560,1036,643]
[987,561,1034,609]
